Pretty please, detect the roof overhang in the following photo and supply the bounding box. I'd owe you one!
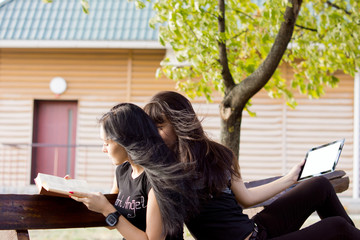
[0,40,165,49]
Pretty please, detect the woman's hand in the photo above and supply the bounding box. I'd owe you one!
[232,159,306,208]
[285,159,305,184]
[69,191,115,216]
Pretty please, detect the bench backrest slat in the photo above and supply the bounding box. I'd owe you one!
[0,194,117,230]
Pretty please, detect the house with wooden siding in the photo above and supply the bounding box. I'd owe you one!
[0,0,359,207]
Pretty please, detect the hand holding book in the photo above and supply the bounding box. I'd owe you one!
[34,173,93,198]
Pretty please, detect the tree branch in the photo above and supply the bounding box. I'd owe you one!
[223,0,303,109]
[231,29,249,40]
[326,1,351,15]
[232,9,255,21]
[295,24,317,32]
[184,20,206,50]
[218,0,235,94]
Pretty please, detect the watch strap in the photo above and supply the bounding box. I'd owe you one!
[105,210,121,227]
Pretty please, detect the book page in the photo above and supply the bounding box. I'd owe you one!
[35,173,93,196]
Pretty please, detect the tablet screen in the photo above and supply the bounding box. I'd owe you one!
[298,139,345,181]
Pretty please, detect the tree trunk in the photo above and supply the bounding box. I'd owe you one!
[220,103,243,159]
[219,0,303,159]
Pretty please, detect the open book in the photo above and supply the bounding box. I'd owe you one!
[34,173,93,198]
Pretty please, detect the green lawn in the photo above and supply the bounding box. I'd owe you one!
[29,215,360,240]
[29,227,195,240]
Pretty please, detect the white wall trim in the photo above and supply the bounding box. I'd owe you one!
[353,70,360,199]
[0,40,165,49]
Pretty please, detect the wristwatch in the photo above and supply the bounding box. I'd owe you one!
[105,211,121,227]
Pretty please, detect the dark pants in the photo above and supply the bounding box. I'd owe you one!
[252,176,360,240]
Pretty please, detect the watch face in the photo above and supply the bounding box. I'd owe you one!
[106,214,118,226]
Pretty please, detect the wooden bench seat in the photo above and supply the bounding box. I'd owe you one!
[0,170,349,240]
[244,170,349,208]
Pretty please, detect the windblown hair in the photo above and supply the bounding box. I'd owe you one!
[99,103,195,236]
[144,91,241,197]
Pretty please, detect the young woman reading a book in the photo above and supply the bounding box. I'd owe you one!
[69,103,194,240]
[143,91,360,240]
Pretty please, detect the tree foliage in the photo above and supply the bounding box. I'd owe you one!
[140,0,359,105]
[68,0,360,157]
[133,0,359,156]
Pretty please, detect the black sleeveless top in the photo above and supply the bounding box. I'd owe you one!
[185,187,254,240]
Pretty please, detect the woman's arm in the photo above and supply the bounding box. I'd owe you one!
[231,160,304,208]
[145,189,165,239]
[110,175,119,194]
[69,188,165,240]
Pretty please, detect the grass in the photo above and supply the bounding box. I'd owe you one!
[29,227,195,240]
[29,215,360,240]
[30,228,120,240]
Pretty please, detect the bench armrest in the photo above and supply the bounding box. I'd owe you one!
[244,170,349,208]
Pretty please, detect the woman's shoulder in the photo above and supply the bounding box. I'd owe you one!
[116,162,131,175]
[139,171,152,195]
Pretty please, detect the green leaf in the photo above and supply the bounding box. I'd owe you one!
[135,0,146,9]
[81,0,89,14]
[155,68,162,79]
[159,36,166,46]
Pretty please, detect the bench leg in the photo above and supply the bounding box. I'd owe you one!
[0,230,30,240]
[16,230,30,240]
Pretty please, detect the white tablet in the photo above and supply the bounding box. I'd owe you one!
[297,139,345,181]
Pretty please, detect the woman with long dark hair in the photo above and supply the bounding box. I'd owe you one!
[70,103,193,240]
[144,91,360,240]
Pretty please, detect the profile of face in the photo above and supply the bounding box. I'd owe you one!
[100,125,128,166]
[156,117,177,150]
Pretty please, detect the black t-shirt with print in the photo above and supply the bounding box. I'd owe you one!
[114,162,184,240]
[115,162,151,232]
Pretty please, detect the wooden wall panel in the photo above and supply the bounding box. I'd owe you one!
[75,100,117,188]
[238,71,354,197]
[0,100,33,187]
[0,48,176,191]
[0,48,356,198]
[0,48,129,101]
[130,49,176,102]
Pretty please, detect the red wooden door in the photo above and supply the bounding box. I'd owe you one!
[31,101,77,182]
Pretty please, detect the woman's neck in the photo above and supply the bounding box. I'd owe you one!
[130,162,144,179]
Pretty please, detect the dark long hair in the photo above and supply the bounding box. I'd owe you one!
[144,91,241,197]
[99,103,195,236]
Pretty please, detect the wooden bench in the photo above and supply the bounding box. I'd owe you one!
[0,170,349,240]
[244,170,349,208]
